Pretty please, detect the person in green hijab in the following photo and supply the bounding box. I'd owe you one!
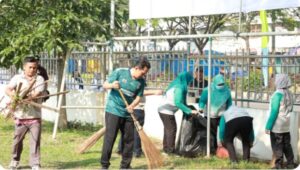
[198,74,232,153]
[158,72,199,154]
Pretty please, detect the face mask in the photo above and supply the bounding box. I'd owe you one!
[216,85,224,90]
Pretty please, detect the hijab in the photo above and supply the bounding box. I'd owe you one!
[275,74,293,112]
[210,74,231,113]
[166,72,193,93]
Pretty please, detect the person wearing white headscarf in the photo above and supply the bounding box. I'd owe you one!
[265,74,296,169]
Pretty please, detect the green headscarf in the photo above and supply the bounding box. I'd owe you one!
[166,72,193,92]
[210,74,231,113]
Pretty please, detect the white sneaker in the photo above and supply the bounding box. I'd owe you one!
[31,165,40,170]
[9,160,19,170]
[162,152,169,157]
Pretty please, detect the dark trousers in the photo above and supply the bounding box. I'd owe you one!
[270,132,294,168]
[224,117,253,162]
[100,112,134,169]
[118,109,145,155]
[159,112,177,153]
[12,121,41,166]
[205,117,220,153]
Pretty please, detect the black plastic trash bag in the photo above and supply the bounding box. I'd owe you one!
[176,114,216,158]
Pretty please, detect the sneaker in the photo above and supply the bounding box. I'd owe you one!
[31,165,40,170]
[162,152,169,157]
[9,160,19,170]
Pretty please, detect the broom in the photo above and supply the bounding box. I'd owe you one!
[76,127,106,154]
[118,89,163,169]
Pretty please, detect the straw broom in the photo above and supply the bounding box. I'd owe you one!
[76,89,166,168]
[76,127,106,154]
[118,89,163,169]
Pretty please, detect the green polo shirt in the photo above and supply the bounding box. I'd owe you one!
[105,68,145,118]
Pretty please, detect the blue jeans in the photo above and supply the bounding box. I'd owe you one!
[117,109,145,155]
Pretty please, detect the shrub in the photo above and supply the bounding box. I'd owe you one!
[240,70,263,91]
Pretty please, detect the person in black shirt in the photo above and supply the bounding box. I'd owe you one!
[193,67,208,90]
[190,67,208,103]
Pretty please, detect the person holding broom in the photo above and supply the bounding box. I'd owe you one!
[198,74,232,154]
[116,88,163,158]
[100,57,151,169]
[5,57,45,170]
[158,72,199,155]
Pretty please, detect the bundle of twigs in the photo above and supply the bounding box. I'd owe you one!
[118,89,163,169]
[1,80,68,119]
[4,80,36,119]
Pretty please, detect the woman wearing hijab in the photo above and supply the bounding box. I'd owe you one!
[198,74,232,153]
[218,105,254,163]
[265,74,296,169]
[158,72,199,154]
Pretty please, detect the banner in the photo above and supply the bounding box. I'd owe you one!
[260,10,269,87]
[130,0,300,19]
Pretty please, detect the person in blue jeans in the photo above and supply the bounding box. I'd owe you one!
[117,89,163,157]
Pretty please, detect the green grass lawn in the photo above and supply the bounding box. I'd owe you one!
[0,117,271,169]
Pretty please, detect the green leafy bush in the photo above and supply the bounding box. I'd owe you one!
[240,70,263,91]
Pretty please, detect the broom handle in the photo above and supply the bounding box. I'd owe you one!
[20,79,36,98]
[22,100,59,112]
[23,91,69,101]
[25,80,49,93]
[0,95,5,104]
[16,82,23,95]
[118,89,142,131]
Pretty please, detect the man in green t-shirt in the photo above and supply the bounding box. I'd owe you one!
[100,57,151,169]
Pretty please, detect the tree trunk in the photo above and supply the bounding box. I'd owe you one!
[245,36,250,54]
[57,54,68,129]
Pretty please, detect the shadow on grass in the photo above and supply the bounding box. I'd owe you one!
[52,158,99,169]
[41,121,104,137]
[51,157,120,169]
[132,164,148,169]
[17,165,31,169]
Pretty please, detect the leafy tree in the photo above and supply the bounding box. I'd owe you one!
[156,18,185,51]
[269,9,300,53]
[186,15,229,54]
[0,0,123,128]
[159,15,229,54]
[224,12,258,53]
